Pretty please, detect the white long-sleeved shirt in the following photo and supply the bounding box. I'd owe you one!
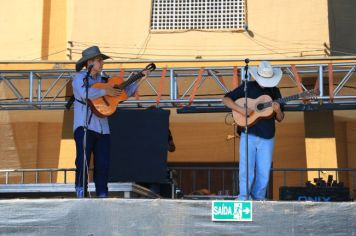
[72,71,137,134]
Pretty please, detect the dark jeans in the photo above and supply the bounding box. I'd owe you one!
[74,127,110,197]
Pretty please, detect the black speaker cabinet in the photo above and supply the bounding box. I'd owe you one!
[279,186,350,202]
[108,108,170,183]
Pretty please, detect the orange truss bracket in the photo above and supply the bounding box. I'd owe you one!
[232,66,239,90]
[291,64,308,103]
[188,67,205,106]
[156,67,168,106]
[328,63,334,102]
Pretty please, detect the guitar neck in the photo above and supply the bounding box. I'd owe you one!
[117,72,145,89]
[277,93,302,104]
[263,90,312,107]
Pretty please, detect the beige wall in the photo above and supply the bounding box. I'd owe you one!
[43,0,68,60]
[0,0,329,60]
[68,0,329,60]
[0,0,67,60]
[0,1,43,60]
[168,122,235,163]
[0,121,62,183]
[272,122,307,200]
[346,122,356,197]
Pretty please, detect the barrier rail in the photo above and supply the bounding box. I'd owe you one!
[171,166,356,198]
[1,167,355,199]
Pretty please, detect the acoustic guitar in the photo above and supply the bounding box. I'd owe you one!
[232,89,318,127]
[88,63,156,117]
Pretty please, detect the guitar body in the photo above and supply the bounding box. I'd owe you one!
[89,76,129,118]
[87,63,156,118]
[231,89,318,127]
[233,95,274,127]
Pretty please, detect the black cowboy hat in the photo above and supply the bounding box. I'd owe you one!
[75,46,110,72]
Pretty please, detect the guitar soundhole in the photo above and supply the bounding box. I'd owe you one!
[256,103,264,111]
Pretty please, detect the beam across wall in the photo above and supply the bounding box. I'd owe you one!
[0,59,356,111]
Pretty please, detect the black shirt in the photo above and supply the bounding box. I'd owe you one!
[224,81,283,139]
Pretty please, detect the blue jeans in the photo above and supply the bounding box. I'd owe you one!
[238,133,274,200]
[74,127,110,197]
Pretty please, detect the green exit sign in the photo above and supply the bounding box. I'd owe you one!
[212,201,252,221]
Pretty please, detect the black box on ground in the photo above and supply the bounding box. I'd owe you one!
[279,186,350,201]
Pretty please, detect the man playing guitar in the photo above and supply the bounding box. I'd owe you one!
[223,61,284,201]
[72,46,150,198]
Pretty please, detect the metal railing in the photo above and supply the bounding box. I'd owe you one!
[168,166,356,197]
[0,168,76,184]
[1,167,355,199]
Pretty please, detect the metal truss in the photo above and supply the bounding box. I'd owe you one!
[0,61,356,112]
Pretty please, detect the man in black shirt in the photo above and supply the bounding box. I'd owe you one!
[223,61,284,200]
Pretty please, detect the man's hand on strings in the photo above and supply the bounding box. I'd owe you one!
[235,106,254,117]
[272,101,284,122]
[272,102,281,112]
[105,86,122,96]
[245,108,254,117]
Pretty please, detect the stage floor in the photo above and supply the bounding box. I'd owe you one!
[0,198,354,235]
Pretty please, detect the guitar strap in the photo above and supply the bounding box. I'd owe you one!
[74,98,94,125]
[65,76,109,110]
[65,76,110,125]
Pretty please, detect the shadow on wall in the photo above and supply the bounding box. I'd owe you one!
[328,0,356,56]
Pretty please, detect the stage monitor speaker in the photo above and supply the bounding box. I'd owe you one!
[108,108,170,183]
[279,186,350,202]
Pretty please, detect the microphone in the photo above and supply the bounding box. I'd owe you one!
[244,58,249,81]
[83,64,94,87]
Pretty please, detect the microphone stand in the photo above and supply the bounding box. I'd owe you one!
[82,64,93,198]
[243,58,249,200]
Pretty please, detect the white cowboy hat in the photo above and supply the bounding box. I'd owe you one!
[249,61,282,87]
[75,46,110,72]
